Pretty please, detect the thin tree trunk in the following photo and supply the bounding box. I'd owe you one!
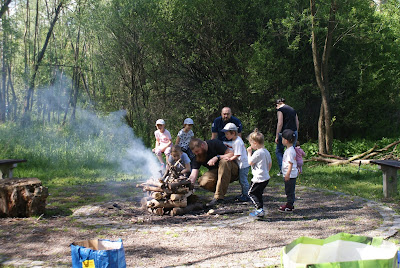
[7,65,17,120]
[310,0,336,154]
[0,0,12,19]
[23,1,63,120]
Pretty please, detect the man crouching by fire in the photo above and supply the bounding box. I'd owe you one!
[188,138,239,207]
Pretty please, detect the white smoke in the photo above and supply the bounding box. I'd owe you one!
[29,75,161,180]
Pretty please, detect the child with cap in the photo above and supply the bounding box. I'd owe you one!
[175,118,195,163]
[152,119,172,172]
[222,122,250,202]
[246,128,272,217]
[278,129,298,212]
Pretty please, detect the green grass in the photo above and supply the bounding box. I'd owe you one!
[1,121,399,216]
[289,162,400,203]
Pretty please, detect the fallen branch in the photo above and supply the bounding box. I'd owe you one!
[328,145,377,166]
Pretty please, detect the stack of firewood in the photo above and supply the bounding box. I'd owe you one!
[137,160,203,216]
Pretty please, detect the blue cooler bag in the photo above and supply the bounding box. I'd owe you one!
[71,238,126,268]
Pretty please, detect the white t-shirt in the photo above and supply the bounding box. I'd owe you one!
[249,148,271,183]
[177,129,194,150]
[282,146,298,178]
[231,136,250,169]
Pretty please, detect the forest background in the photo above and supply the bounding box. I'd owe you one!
[0,0,400,162]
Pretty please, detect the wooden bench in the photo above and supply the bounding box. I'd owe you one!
[0,159,27,179]
[370,160,400,198]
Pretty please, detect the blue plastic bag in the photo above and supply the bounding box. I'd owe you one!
[70,239,126,268]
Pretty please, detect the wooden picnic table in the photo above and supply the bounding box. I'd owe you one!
[0,159,27,179]
[370,159,400,198]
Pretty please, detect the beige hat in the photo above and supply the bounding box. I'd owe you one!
[155,119,165,125]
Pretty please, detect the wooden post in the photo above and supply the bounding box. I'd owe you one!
[381,166,398,198]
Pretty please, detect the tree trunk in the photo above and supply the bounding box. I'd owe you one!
[0,178,49,217]
[0,0,12,19]
[310,0,336,154]
[23,1,63,120]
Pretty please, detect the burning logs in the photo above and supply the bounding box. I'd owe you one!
[137,160,203,216]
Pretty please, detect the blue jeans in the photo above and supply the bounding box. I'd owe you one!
[238,166,250,197]
[276,130,298,172]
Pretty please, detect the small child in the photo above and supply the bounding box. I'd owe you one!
[167,145,191,176]
[295,141,306,175]
[278,129,299,212]
[246,129,272,217]
[175,118,195,163]
[222,123,251,202]
[152,119,172,171]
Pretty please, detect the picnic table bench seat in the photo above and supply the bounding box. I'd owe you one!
[370,160,400,198]
[0,159,27,179]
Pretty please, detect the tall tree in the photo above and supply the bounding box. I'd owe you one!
[310,0,335,154]
[23,1,63,120]
[0,0,11,18]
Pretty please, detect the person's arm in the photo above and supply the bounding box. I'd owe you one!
[181,162,191,175]
[228,155,239,161]
[159,139,172,151]
[189,169,199,184]
[284,161,293,182]
[208,148,233,166]
[175,136,181,145]
[275,111,283,143]
[295,114,299,132]
[211,132,218,140]
[247,146,254,165]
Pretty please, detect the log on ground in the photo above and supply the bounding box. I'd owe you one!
[0,178,48,217]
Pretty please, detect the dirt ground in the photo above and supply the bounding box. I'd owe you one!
[0,180,398,267]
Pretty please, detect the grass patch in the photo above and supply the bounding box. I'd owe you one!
[1,120,399,216]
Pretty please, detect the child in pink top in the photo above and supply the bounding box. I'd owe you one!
[152,119,172,170]
[295,141,306,174]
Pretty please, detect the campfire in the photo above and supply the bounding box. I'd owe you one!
[137,160,203,216]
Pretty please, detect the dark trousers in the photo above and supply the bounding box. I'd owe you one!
[284,178,297,206]
[248,180,269,209]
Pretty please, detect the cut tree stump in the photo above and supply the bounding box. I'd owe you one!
[0,178,48,217]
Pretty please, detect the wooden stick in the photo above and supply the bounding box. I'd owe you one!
[329,145,377,166]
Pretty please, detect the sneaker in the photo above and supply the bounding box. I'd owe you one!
[249,208,265,218]
[206,198,224,207]
[277,171,283,176]
[235,195,250,202]
[278,204,294,213]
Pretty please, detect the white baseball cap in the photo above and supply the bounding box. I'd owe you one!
[155,119,165,125]
[221,122,238,132]
[183,118,194,125]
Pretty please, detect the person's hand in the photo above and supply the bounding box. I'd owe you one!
[152,148,156,152]
[207,156,218,166]
[275,137,279,144]
[247,146,253,154]
[284,174,290,182]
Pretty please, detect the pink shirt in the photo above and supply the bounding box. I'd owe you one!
[295,147,305,161]
[155,129,172,147]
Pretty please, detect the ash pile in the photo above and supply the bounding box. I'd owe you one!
[137,160,204,216]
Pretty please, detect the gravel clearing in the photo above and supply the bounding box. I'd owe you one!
[0,180,398,268]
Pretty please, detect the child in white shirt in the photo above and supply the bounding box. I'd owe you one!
[222,123,250,202]
[247,129,272,217]
[278,129,298,212]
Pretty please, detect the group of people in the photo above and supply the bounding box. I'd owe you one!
[152,101,305,218]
